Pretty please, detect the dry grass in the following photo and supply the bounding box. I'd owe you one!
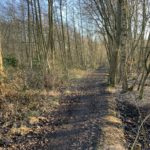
[69,69,89,79]
[10,125,32,136]
[0,67,91,147]
[102,126,126,148]
[103,115,122,124]
[28,116,48,125]
[106,86,117,93]
[0,69,62,140]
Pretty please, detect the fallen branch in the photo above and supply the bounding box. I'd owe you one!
[131,113,150,150]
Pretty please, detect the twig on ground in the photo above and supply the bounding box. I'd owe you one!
[131,113,150,150]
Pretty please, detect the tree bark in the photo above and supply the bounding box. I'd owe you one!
[0,33,4,77]
[120,0,128,91]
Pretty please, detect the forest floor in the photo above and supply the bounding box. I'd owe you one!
[117,84,150,149]
[1,68,150,150]
[0,68,126,150]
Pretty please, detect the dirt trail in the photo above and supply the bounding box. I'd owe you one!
[48,69,109,150]
[6,69,126,150]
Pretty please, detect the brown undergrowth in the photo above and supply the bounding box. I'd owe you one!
[0,67,89,148]
[0,69,61,145]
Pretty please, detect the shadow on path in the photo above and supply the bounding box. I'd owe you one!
[11,68,111,150]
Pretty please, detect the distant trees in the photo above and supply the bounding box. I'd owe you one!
[83,0,150,94]
[88,0,128,89]
[84,0,120,87]
[0,0,105,88]
[1,0,149,96]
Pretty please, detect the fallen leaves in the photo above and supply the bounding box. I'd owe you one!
[10,125,32,136]
[28,116,48,125]
[29,117,40,125]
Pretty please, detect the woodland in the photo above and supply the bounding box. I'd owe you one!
[0,0,150,149]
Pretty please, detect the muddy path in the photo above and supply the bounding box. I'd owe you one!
[2,68,126,150]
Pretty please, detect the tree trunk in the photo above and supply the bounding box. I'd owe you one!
[0,33,4,77]
[120,0,128,91]
[109,50,118,86]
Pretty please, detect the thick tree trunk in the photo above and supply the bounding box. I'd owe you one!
[120,0,128,91]
[109,50,118,86]
[139,72,149,99]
